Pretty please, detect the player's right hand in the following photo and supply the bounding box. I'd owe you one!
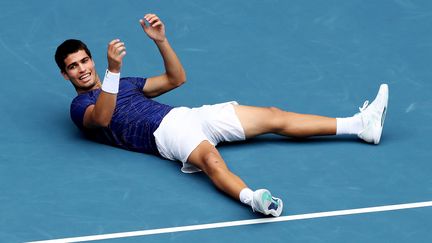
[107,39,126,73]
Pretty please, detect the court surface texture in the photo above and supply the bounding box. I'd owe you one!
[1,0,432,242]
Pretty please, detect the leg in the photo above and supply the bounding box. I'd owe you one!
[187,140,247,200]
[233,84,388,143]
[187,140,284,216]
[234,105,336,138]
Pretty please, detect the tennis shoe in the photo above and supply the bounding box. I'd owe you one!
[356,84,389,144]
[251,189,283,217]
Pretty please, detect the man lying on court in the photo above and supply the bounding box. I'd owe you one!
[55,13,388,217]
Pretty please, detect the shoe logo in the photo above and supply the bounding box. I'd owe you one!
[262,193,279,211]
[268,200,279,211]
[262,192,272,203]
[381,106,387,127]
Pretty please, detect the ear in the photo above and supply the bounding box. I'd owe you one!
[61,70,70,80]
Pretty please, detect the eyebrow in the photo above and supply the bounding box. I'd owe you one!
[66,62,77,70]
[66,57,90,70]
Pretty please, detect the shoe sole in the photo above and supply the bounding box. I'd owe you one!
[254,189,284,217]
[374,84,389,144]
[268,198,283,217]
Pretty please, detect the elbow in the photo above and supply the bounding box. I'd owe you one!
[169,72,187,87]
[177,76,186,87]
[92,115,112,128]
[84,103,115,128]
[94,119,111,128]
[178,71,187,86]
[98,120,111,128]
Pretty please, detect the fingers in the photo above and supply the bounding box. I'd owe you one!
[139,13,167,43]
[107,39,126,73]
[108,39,126,57]
[142,13,163,28]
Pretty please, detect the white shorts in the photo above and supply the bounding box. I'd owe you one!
[153,101,246,173]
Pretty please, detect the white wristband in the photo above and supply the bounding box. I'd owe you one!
[101,69,120,94]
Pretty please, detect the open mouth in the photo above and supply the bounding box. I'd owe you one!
[79,72,91,82]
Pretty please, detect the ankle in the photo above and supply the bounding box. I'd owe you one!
[336,115,363,135]
[239,188,253,206]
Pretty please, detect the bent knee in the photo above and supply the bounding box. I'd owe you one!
[266,106,288,131]
[267,106,285,118]
[202,152,228,176]
[267,106,303,134]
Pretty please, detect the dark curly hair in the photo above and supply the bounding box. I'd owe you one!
[55,39,92,72]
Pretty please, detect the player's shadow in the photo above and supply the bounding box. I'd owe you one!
[218,134,366,148]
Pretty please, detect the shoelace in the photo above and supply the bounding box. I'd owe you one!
[359,100,369,112]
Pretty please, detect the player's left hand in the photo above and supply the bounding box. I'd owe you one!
[140,14,166,43]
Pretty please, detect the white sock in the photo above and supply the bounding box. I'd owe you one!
[239,188,253,206]
[336,115,363,135]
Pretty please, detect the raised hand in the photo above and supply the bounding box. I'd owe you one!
[107,39,126,73]
[139,14,166,43]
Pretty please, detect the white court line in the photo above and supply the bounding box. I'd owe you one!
[27,201,432,243]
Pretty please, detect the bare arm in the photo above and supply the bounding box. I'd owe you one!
[83,39,126,128]
[139,14,186,98]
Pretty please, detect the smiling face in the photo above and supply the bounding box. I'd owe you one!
[61,49,100,94]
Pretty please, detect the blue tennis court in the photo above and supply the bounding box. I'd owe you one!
[1,0,432,242]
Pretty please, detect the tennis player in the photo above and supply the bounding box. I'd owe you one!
[55,14,388,217]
